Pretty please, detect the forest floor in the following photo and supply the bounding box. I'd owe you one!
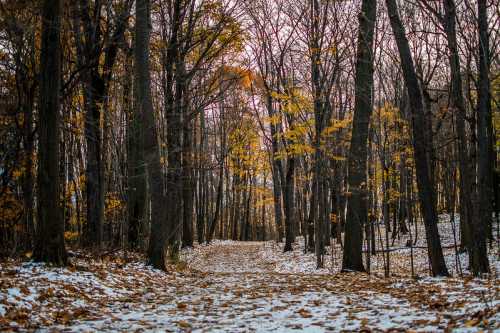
[0,221,499,332]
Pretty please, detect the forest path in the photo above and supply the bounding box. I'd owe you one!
[1,241,498,332]
[183,241,277,273]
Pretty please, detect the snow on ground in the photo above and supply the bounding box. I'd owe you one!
[0,219,499,332]
[238,217,500,277]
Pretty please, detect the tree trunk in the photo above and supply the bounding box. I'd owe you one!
[126,46,147,250]
[283,157,295,252]
[136,0,168,270]
[83,74,104,248]
[33,0,67,265]
[182,112,194,248]
[307,174,317,252]
[474,0,491,274]
[266,94,284,242]
[441,0,476,269]
[231,173,241,240]
[342,0,376,273]
[197,112,208,243]
[207,164,223,243]
[20,81,35,251]
[385,0,449,276]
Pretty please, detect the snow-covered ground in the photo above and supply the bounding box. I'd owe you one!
[253,216,499,277]
[0,219,498,332]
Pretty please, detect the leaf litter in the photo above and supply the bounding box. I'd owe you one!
[0,220,498,332]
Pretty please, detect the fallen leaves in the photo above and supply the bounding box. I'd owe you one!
[0,240,498,332]
[177,320,191,328]
[296,308,312,318]
[177,302,188,310]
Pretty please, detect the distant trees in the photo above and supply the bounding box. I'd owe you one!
[72,0,133,249]
[245,0,299,250]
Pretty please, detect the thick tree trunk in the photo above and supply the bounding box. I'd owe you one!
[150,0,184,264]
[385,0,449,276]
[33,0,67,265]
[474,0,491,274]
[83,75,104,248]
[136,0,168,270]
[126,47,147,250]
[21,83,35,251]
[342,0,376,273]
[164,58,184,262]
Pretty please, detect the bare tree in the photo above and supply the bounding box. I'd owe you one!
[385,0,449,276]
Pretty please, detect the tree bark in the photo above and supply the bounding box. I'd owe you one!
[342,0,376,273]
[33,0,67,265]
[136,0,168,270]
[474,0,491,274]
[283,156,295,252]
[126,45,147,250]
[182,104,194,248]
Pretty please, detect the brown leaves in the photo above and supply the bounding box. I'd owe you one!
[19,285,30,295]
[5,308,29,322]
[36,287,54,302]
[0,242,498,332]
[177,302,188,310]
[297,308,312,318]
[177,320,191,329]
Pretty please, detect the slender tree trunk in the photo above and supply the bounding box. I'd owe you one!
[33,0,67,265]
[182,114,194,248]
[197,112,208,243]
[266,94,284,242]
[385,0,449,276]
[207,165,224,243]
[307,173,317,252]
[231,173,240,240]
[310,0,325,267]
[442,0,478,271]
[283,157,295,252]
